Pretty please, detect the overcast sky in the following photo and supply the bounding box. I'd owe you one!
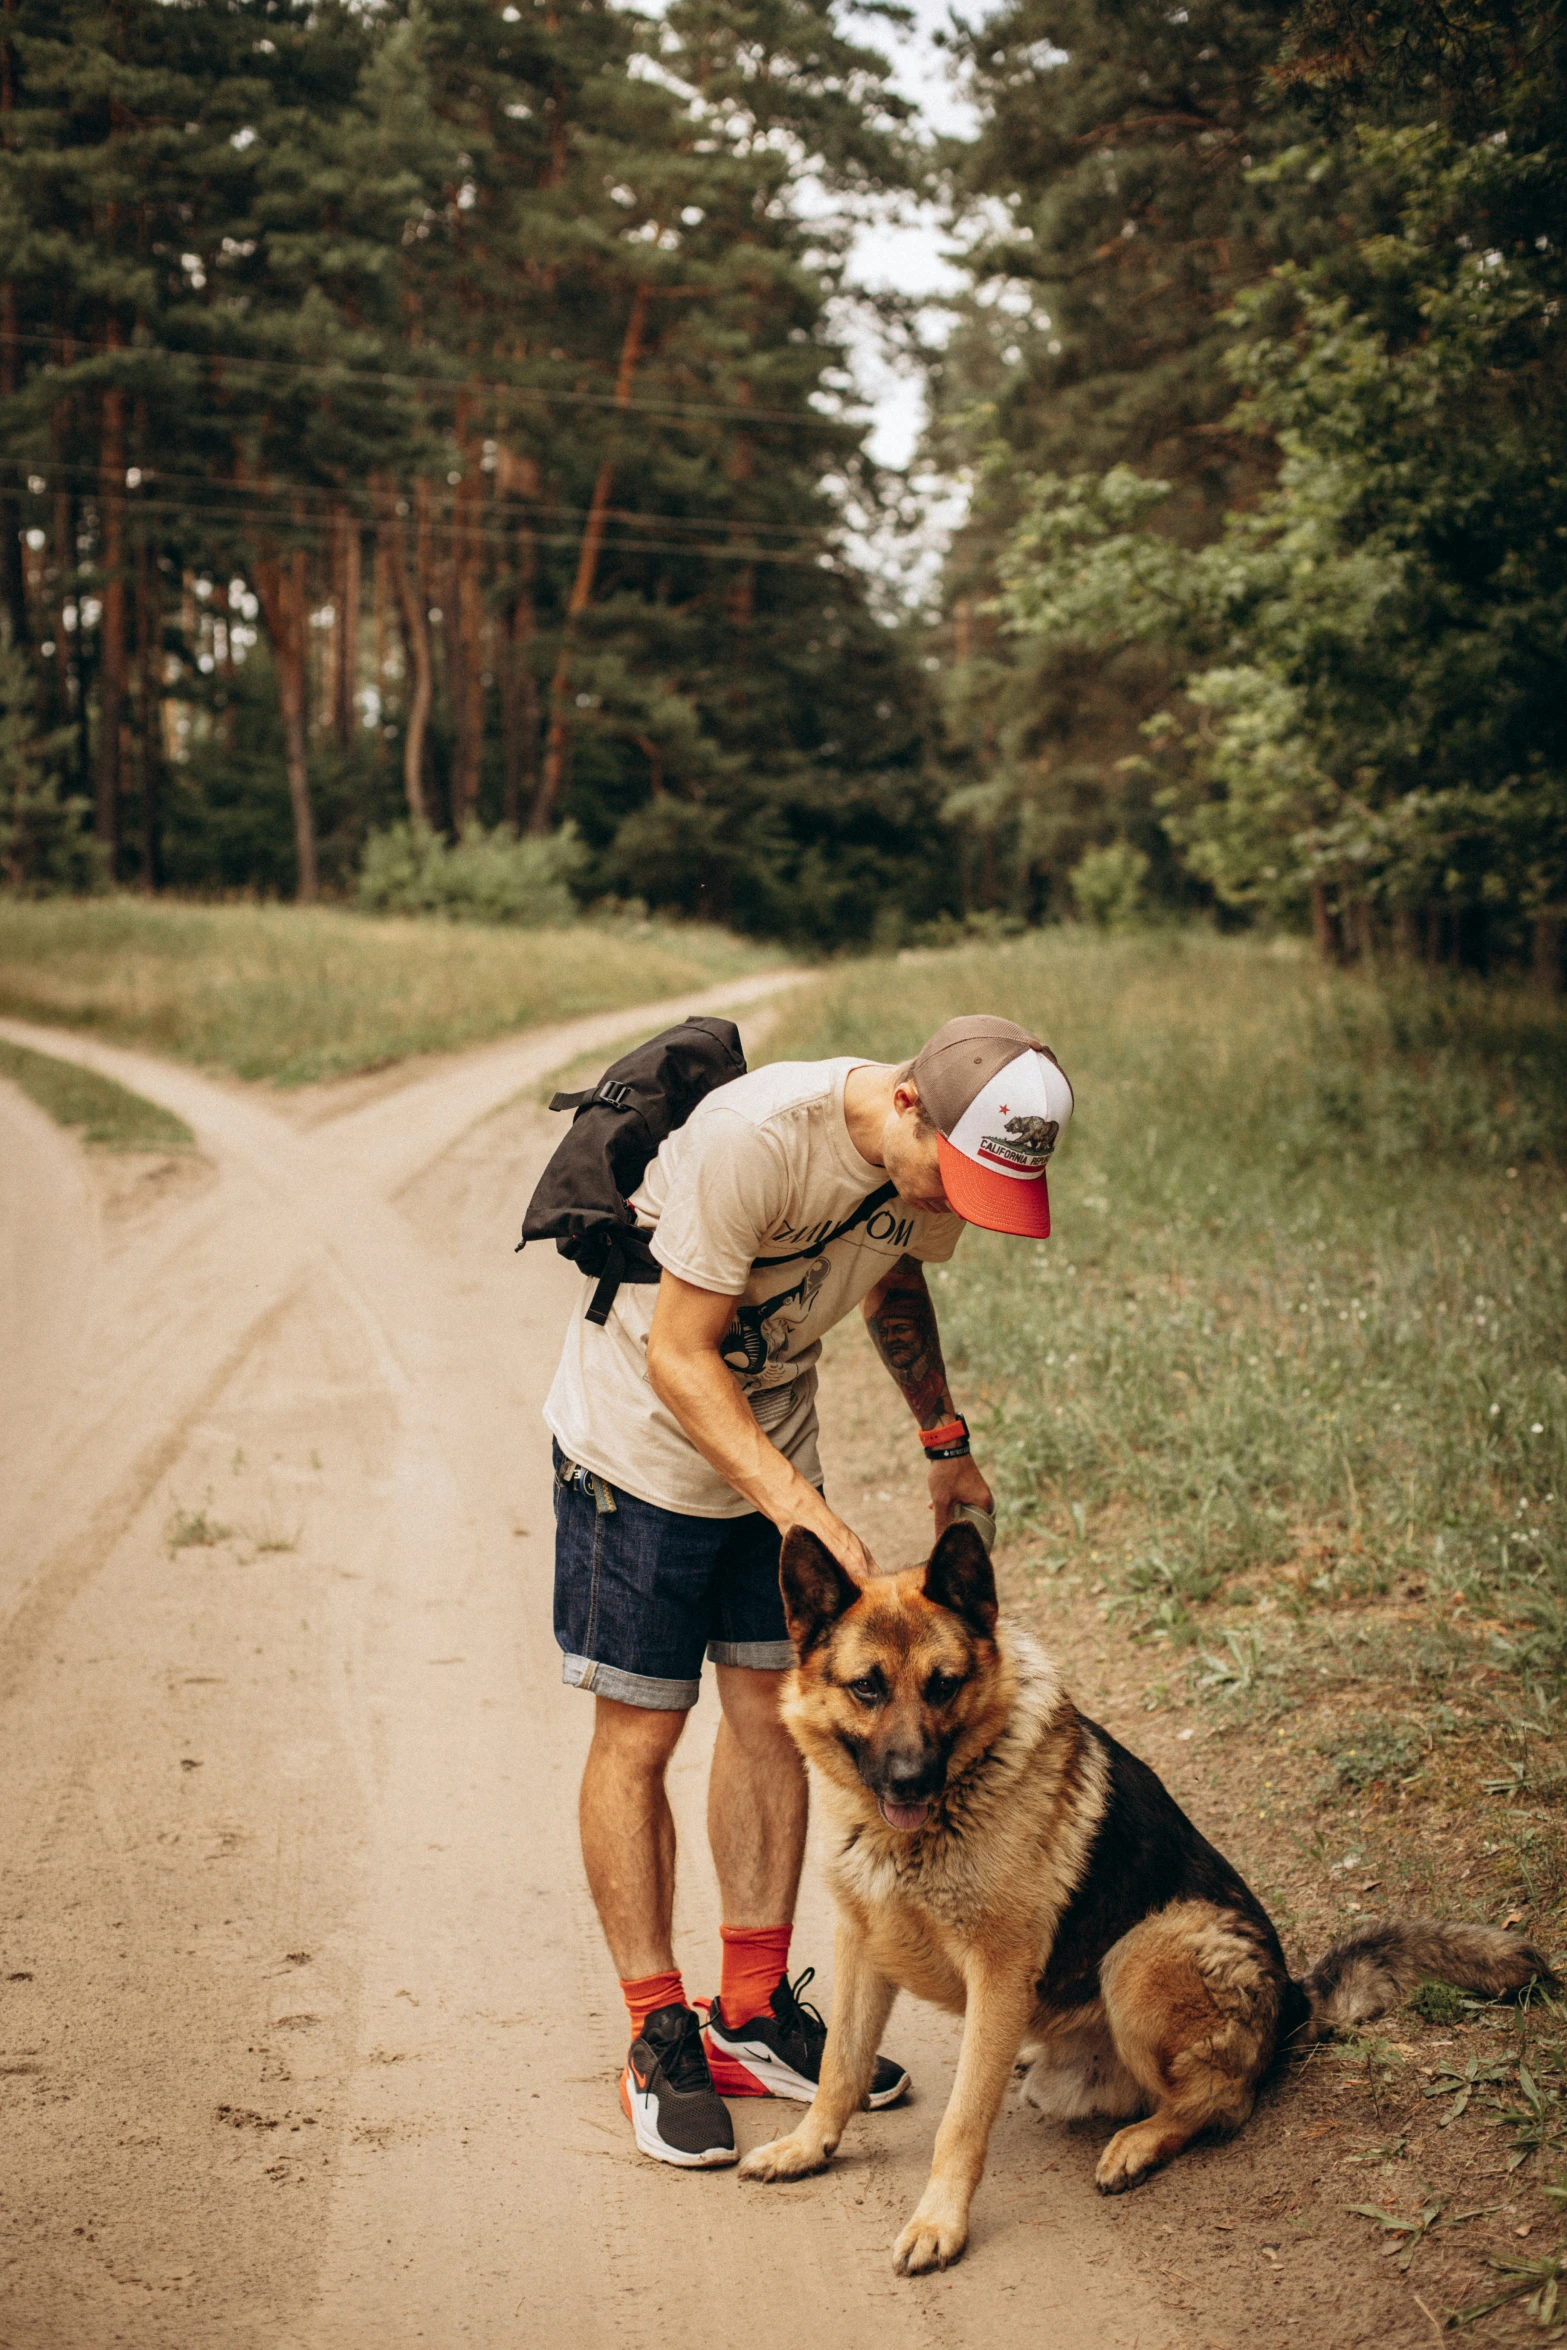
[841,0,979,469]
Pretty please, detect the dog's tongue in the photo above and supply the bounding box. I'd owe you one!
[878,1797,931,1833]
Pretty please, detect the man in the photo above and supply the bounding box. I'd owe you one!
[545,1014,1074,2166]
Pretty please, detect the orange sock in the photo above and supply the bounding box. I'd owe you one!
[718,1923,793,2029]
[620,1967,686,2043]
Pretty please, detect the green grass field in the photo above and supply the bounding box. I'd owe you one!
[0,896,777,1084]
[0,1037,194,1152]
[765,931,1567,1720]
[776,935,1567,2304]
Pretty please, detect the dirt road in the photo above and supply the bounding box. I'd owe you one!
[0,987,1186,2350]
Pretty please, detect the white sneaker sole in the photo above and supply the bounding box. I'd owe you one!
[704,2030,910,2109]
[622,2072,737,2168]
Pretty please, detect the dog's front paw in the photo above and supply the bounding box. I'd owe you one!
[1094,2120,1163,2195]
[739,2131,832,2183]
[892,2207,968,2275]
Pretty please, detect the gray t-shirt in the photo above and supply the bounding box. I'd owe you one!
[543,1057,963,1516]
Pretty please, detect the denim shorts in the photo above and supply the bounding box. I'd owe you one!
[551,1442,795,1710]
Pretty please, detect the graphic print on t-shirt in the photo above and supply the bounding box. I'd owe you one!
[717,1257,831,1380]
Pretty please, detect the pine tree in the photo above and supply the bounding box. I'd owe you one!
[0,0,952,941]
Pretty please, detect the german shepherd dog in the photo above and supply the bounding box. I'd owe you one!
[739,1523,1553,2276]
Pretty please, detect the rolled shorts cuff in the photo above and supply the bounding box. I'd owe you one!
[706,1639,795,1671]
[560,1652,700,1712]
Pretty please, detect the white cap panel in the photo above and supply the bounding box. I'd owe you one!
[945,1049,1073,1184]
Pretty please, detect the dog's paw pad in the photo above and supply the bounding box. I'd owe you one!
[892,2214,967,2275]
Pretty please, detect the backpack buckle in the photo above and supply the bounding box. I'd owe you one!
[595,1079,632,1109]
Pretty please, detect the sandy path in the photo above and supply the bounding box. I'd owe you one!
[0,986,1186,2350]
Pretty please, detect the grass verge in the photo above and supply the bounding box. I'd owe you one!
[796,929,1567,2337]
[0,1036,194,1152]
[0,896,778,1084]
[764,929,1567,1717]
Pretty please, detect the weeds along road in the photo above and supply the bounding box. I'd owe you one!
[0,987,1181,2350]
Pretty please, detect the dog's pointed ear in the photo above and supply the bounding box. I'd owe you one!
[779,1527,861,1655]
[922,1522,998,1637]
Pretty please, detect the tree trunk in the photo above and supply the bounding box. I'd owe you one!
[495,448,540,829]
[1309,881,1336,963]
[0,13,25,656]
[253,544,319,902]
[136,532,161,889]
[725,563,755,632]
[381,485,433,827]
[0,284,26,653]
[414,480,439,825]
[67,490,92,799]
[632,732,664,797]
[449,402,484,828]
[501,572,539,830]
[47,483,71,729]
[372,526,390,737]
[332,505,361,747]
[1531,909,1563,995]
[723,411,754,703]
[532,282,650,834]
[451,486,483,828]
[97,368,127,862]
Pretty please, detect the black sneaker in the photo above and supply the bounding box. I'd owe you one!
[703,1967,910,2108]
[620,2002,737,2168]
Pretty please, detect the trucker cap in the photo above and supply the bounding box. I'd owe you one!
[910,1015,1074,1237]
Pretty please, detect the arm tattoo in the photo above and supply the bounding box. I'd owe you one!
[863,1255,956,1432]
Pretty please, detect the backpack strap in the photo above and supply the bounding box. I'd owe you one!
[580,1180,901,1329]
[750,1182,900,1269]
[549,1078,635,1115]
[585,1238,627,1328]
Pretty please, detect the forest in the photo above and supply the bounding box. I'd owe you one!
[0,0,1564,974]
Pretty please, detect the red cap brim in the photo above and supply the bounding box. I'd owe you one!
[937,1134,1052,1237]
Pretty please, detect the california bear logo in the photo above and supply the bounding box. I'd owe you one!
[1004,1114,1058,1159]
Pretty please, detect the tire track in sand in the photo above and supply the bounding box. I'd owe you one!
[0,984,1185,2350]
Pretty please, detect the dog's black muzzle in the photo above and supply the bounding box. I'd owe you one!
[863,1743,948,1807]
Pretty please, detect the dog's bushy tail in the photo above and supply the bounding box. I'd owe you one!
[1294,1920,1554,2043]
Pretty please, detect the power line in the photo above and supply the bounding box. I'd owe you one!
[0,454,848,548]
[0,327,870,435]
[19,487,850,571]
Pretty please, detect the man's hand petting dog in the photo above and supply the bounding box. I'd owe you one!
[926,1450,993,1538]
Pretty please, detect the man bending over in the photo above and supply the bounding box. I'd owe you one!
[544,1014,1074,2165]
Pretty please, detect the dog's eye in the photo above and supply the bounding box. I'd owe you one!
[925,1672,963,1706]
[848,1675,884,1707]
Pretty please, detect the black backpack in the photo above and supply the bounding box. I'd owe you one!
[517,1015,896,1327]
[517,1017,746,1325]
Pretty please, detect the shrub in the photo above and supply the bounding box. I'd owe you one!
[1069,841,1149,931]
[357,819,584,926]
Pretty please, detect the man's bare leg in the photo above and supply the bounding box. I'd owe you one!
[579,1694,687,1976]
[707,1665,807,1924]
[582,1693,737,2169]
